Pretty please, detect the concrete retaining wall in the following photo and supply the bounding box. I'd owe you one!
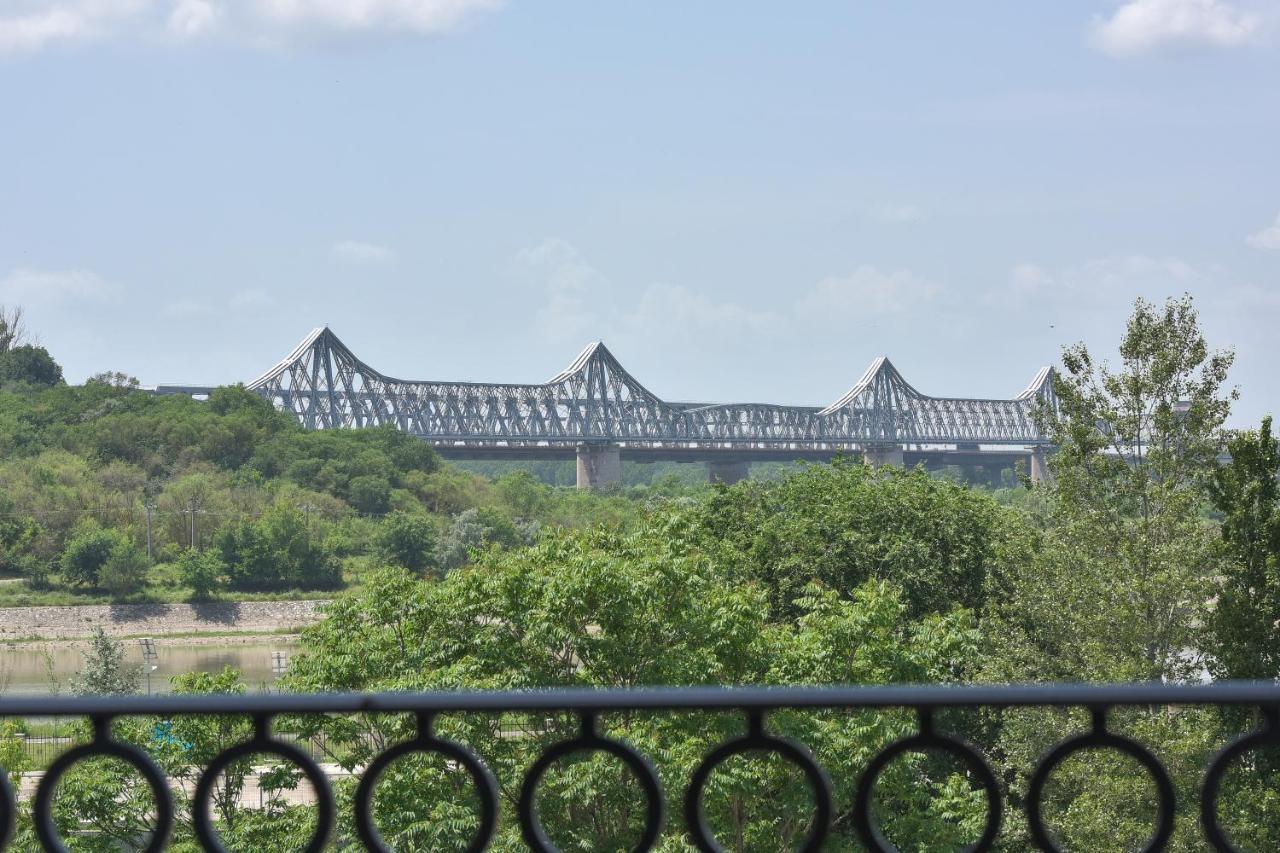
[0,600,330,641]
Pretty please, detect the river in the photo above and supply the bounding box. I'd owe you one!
[0,638,300,695]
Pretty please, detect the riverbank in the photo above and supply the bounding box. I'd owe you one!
[0,600,330,641]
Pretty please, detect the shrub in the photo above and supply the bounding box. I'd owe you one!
[375,511,438,573]
[99,540,149,596]
[59,525,122,587]
[177,549,226,600]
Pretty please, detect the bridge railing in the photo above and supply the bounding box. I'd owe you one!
[1,683,1277,851]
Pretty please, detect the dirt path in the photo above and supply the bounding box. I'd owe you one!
[0,600,330,642]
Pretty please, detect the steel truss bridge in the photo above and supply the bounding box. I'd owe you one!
[166,327,1057,486]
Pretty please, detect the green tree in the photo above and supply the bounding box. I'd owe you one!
[0,344,62,387]
[98,537,149,595]
[216,504,341,591]
[177,547,227,600]
[59,524,124,587]
[375,510,438,573]
[286,515,986,851]
[70,627,140,695]
[996,294,1234,682]
[1209,415,1280,680]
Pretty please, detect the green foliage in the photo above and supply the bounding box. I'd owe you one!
[375,510,438,573]
[1209,415,1280,680]
[176,547,227,600]
[59,523,126,587]
[70,627,140,695]
[216,504,341,591]
[98,537,149,595]
[0,344,63,387]
[685,459,1029,621]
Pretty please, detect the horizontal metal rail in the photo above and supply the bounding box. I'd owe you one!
[2,683,1277,852]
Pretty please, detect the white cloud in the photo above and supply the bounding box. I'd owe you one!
[1246,212,1280,251]
[0,0,500,53]
[1090,0,1262,57]
[873,204,925,224]
[994,254,1204,307]
[795,266,941,319]
[161,298,213,318]
[330,240,395,265]
[515,238,607,340]
[230,288,273,310]
[625,283,783,340]
[0,267,116,302]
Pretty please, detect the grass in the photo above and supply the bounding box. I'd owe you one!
[0,557,374,609]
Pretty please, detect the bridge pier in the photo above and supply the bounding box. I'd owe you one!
[576,443,622,490]
[707,459,749,485]
[862,444,904,468]
[1029,448,1049,484]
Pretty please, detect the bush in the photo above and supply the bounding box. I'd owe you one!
[59,525,122,587]
[177,549,226,600]
[99,540,149,595]
[217,505,342,592]
[348,474,392,515]
[376,511,438,573]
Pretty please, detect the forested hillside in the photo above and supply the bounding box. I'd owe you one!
[0,364,669,605]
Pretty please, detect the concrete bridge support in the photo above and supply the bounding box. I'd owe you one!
[707,459,750,485]
[862,444,904,468]
[576,443,622,490]
[1029,448,1049,484]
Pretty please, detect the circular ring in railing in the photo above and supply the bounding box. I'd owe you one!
[852,730,1002,852]
[193,735,334,853]
[1201,722,1280,852]
[33,738,175,853]
[354,732,499,852]
[684,723,833,852]
[518,725,665,852]
[0,763,15,850]
[1027,726,1175,852]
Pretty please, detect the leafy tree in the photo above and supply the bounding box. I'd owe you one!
[375,510,438,573]
[0,344,63,386]
[686,459,1030,621]
[348,473,392,514]
[435,506,526,570]
[994,294,1234,682]
[1209,415,1280,680]
[98,537,149,595]
[285,515,986,850]
[177,547,227,600]
[216,504,341,591]
[59,524,124,587]
[70,627,140,695]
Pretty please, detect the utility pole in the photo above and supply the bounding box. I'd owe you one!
[144,503,155,560]
[183,496,204,550]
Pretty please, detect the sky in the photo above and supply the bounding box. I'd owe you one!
[1,0,1279,424]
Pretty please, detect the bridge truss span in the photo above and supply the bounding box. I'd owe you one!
[246,327,1056,452]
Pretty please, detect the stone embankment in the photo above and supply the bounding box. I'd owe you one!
[0,600,330,641]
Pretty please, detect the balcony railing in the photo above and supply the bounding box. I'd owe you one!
[1,682,1278,851]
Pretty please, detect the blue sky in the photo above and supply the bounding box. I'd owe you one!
[2,0,1278,424]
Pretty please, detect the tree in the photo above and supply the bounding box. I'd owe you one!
[98,537,149,596]
[0,305,29,352]
[1209,415,1280,680]
[685,459,1030,621]
[177,548,227,600]
[216,504,342,591]
[285,514,986,850]
[996,294,1235,682]
[59,524,123,587]
[375,511,438,573]
[70,627,140,695]
[0,344,63,387]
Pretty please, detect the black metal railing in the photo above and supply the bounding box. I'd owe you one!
[1,682,1278,852]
